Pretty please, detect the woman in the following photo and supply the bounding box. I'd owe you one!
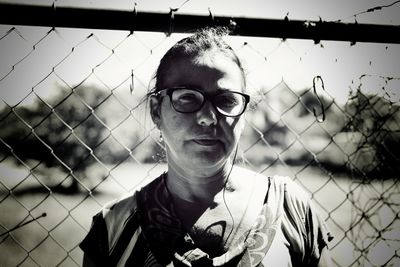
[80,27,333,266]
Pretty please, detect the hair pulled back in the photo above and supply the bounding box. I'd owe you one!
[150,27,246,94]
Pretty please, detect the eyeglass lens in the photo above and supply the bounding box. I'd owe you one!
[170,88,247,116]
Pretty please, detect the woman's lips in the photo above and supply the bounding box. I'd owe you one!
[193,139,220,146]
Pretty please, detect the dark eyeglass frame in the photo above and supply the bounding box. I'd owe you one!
[154,86,250,117]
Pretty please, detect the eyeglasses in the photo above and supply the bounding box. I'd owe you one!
[154,87,250,117]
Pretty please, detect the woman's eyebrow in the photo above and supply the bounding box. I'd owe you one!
[216,88,242,94]
[202,88,232,95]
[216,88,230,92]
[178,84,202,90]
[176,85,239,94]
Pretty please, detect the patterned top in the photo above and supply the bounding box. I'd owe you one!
[80,171,332,266]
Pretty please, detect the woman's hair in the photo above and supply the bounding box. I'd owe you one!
[149,27,246,94]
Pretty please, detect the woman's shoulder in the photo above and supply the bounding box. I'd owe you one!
[269,174,311,217]
[232,166,269,187]
[100,176,163,220]
[273,175,310,200]
[81,190,141,258]
[234,167,311,216]
[102,191,138,216]
[234,167,310,200]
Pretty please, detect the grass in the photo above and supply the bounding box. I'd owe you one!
[0,161,399,266]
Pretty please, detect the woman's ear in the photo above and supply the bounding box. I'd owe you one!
[149,95,161,129]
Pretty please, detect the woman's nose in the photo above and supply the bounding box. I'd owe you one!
[196,100,218,126]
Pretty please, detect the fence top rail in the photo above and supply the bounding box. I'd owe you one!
[0,2,400,44]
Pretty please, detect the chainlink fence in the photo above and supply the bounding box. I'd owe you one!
[0,4,400,267]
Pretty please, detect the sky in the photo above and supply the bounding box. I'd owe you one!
[0,0,399,106]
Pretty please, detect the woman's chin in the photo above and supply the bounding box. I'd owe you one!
[191,154,228,169]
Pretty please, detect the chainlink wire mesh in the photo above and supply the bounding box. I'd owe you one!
[0,9,399,267]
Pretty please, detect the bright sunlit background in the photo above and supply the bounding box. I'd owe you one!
[0,1,399,266]
[0,0,399,106]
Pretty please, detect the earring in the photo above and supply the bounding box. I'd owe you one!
[159,131,163,143]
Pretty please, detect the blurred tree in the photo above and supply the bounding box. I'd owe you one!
[242,81,345,167]
[0,85,116,193]
[344,90,400,178]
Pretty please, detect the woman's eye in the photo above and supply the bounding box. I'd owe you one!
[178,93,198,103]
[218,95,239,107]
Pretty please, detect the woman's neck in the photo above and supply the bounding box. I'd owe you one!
[165,161,234,203]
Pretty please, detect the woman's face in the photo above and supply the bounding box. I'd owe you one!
[151,51,246,177]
